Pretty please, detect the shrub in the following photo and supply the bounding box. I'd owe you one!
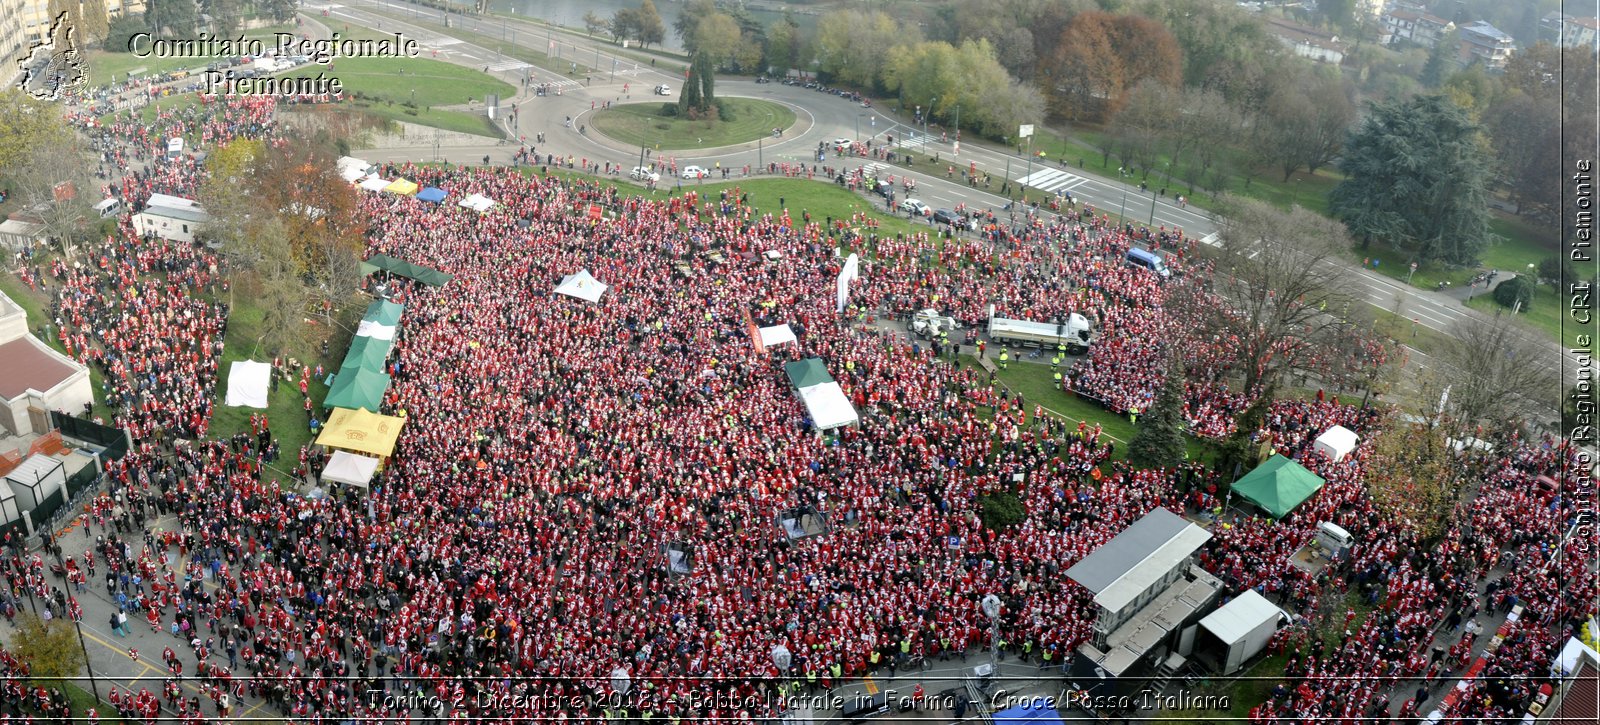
[658,103,679,117]
[714,98,736,121]
[977,491,1026,530]
[1492,276,1535,312]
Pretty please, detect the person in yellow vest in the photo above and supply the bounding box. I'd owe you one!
[1051,353,1062,370]
[1129,407,1139,425]
[998,348,1009,371]
[1053,370,1062,388]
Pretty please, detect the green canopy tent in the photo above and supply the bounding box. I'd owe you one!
[1231,455,1326,519]
[362,300,405,327]
[341,335,393,373]
[323,364,392,412]
[361,253,454,287]
[784,358,835,390]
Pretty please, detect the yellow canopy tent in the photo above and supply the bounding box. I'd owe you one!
[383,178,419,196]
[315,407,406,459]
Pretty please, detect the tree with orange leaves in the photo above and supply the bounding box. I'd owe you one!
[1038,11,1182,123]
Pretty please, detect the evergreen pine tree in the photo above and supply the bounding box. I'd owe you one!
[1126,353,1188,470]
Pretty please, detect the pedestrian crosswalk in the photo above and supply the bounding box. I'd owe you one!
[486,60,533,73]
[860,162,887,178]
[1014,168,1090,195]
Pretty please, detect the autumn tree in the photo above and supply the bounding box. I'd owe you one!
[674,0,717,53]
[814,8,913,90]
[583,11,608,38]
[1419,313,1560,439]
[1133,0,1283,111]
[5,118,94,253]
[11,614,85,688]
[46,0,108,43]
[633,0,665,49]
[882,38,1043,141]
[1039,11,1181,122]
[693,13,742,69]
[1364,420,1467,541]
[1175,194,1365,407]
[1257,65,1356,181]
[765,15,801,77]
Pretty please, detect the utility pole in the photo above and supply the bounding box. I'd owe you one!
[953,104,959,156]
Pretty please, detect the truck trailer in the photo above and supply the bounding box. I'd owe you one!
[987,313,1093,353]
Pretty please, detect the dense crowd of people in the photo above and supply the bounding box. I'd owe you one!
[0,95,1590,724]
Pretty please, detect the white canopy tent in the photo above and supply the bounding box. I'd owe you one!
[338,156,372,183]
[359,176,390,192]
[321,451,380,488]
[355,320,398,341]
[758,324,797,348]
[797,382,859,431]
[458,194,496,212]
[555,270,609,303]
[1312,425,1359,462]
[224,360,273,408]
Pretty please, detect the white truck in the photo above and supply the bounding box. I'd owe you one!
[1288,521,1353,576]
[987,312,1093,353]
[910,309,959,339]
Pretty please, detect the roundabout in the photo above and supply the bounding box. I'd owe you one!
[588,97,798,151]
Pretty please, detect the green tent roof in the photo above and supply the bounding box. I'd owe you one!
[362,300,405,327]
[323,364,392,412]
[362,253,453,286]
[784,358,835,390]
[1231,455,1326,519]
[341,335,393,373]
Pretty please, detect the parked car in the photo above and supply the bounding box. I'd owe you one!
[932,209,962,226]
[681,165,709,179]
[654,84,672,95]
[630,167,660,183]
[899,198,930,216]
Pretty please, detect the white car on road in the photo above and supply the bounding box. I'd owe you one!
[630,167,660,183]
[899,198,930,216]
[681,165,710,179]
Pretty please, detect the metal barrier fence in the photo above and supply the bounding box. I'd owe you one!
[50,412,131,461]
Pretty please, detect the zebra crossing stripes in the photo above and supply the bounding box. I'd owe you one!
[859,163,887,178]
[486,60,533,73]
[1014,168,1090,194]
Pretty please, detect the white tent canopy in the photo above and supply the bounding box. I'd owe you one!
[458,193,496,212]
[224,360,273,408]
[355,320,398,341]
[359,176,390,192]
[555,270,608,303]
[321,451,380,488]
[758,324,797,348]
[798,381,859,430]
[1313,425,1359,462]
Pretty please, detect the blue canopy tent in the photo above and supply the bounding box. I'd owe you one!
[992,704,1066,725]
[416,187,447,203]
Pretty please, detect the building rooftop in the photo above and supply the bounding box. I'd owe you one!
[1460,21,1513,42]
[1067,508,1213,613]
[0,337,78,401]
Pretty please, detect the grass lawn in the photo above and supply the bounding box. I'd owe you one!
[208,291,335,471]
[957,354,1214,463]
[1157,652,1289,723]
[1346,213,1561,292]
[1037,126,1343,219]
[281,56,513,138]
[591,99,797,150]
[1466,288,1595,353]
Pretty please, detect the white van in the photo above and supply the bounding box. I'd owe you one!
[93,198,122,218]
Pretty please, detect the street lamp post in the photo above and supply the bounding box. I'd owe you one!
[924,96,938,148]
[1148,184,1158,226]
[73,618,99,701]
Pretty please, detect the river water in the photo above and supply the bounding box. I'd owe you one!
[491,0,824,53]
